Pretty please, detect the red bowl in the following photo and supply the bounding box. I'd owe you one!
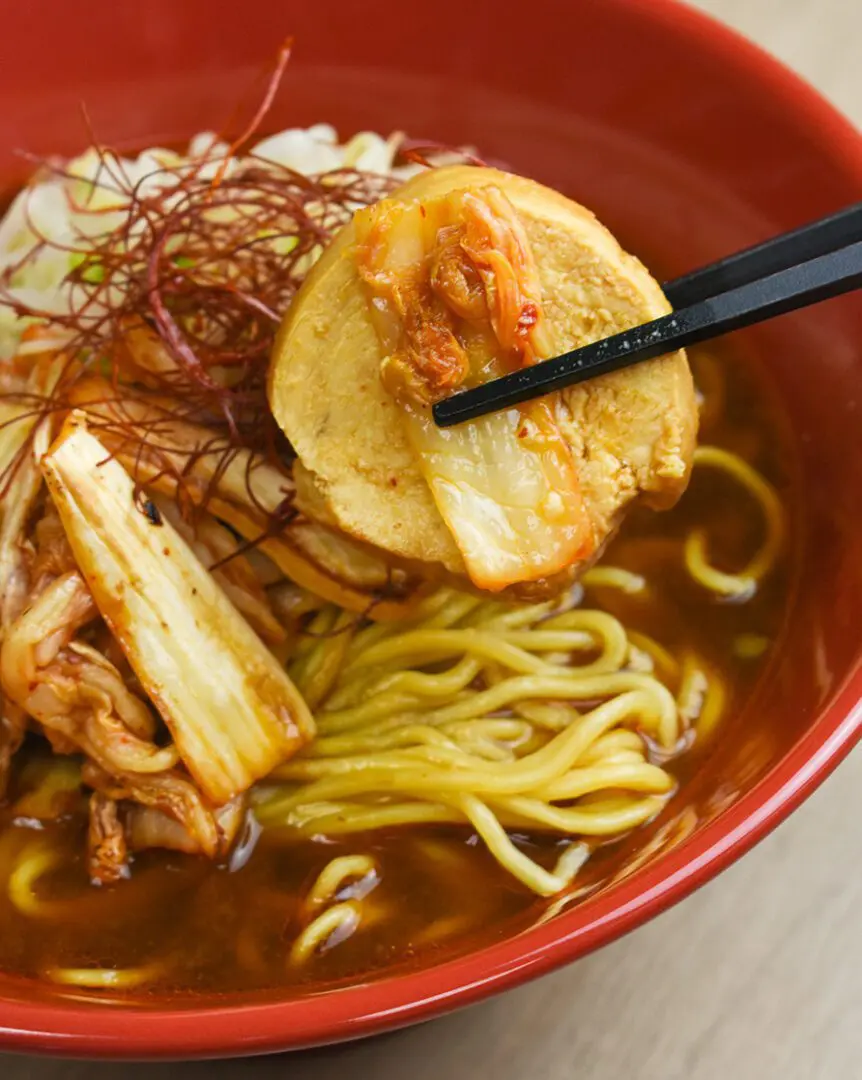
[1,0,860,1059]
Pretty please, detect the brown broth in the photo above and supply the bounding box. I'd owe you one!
[0,340,797,1001]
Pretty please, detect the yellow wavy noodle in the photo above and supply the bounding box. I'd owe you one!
[45,965,160,989]
[626,631,681,684]
[11,757,84,820]
[676,651,728,742]
[582,567,648,595]
[256,599,682,895]
[252,445,783,898]
[7,843,65,918]
[732,632,771,660]
[685,445,785,598]
[289,854,379,965]
[303,854,379,910]
[289,902,361,965]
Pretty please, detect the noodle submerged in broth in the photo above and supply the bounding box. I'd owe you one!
[0,60,792,996]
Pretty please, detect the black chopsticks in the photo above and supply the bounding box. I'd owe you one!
[432,202,862,428]
[663,201,862,307]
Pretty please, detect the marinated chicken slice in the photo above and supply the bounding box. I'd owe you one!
[270,165,697,594]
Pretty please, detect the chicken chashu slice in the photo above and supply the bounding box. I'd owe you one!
[269,165,697,593]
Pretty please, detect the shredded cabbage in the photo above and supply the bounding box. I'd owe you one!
[0,126,413,359]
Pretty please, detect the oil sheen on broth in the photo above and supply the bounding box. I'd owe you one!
[0,341,794,997]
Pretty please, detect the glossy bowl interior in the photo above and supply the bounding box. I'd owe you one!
[0,0,860,1058]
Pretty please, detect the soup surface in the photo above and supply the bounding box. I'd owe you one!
[0,337,795,999]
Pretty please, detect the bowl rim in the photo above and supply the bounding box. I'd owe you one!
[2,0,861,1058]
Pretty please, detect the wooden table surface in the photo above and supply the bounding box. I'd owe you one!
[3,2,860,1076]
